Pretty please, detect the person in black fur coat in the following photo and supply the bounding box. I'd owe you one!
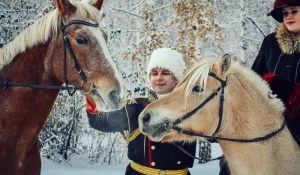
[85,48,199,175]
[252,0,300,146]
[219,1,300,175]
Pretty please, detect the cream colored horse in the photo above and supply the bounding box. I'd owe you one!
[139,54,300,175]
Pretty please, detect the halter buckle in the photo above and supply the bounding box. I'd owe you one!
[81,78,94,94]
[3,78,8,90]
[68,85,75,91]
[163,122,173,131]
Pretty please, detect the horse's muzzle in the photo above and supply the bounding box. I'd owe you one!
[108,89,122,109]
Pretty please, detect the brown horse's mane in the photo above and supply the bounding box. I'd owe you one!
[180,58,284,113]
[0,0,101,71]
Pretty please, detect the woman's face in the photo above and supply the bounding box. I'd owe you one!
[150,68,177,95]
[283,6,300,35]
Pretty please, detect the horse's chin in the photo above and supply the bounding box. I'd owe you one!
[147,135,164,142]
[89,88,122,112]
[140,122,170,142]
[85,91,117,112]
[95,94,118,112]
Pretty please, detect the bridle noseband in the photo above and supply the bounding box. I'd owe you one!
[163,72,286,143]
[0,19,99,96]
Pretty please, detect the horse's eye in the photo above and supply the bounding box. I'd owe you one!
[75,36,88,45]
[192,85,202,93]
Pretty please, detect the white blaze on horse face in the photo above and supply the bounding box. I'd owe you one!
[89,26,123,84]
[87,26,124,111]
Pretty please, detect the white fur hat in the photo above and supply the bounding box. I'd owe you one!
[147,48,186,81]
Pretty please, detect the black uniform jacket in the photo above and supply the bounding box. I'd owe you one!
[87,90,196,174]
[252,27,300,145]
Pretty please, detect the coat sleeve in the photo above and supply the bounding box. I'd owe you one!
[251,35,269,76]
[87,104,132,133]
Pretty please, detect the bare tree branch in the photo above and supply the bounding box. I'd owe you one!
[126,30,144,33]
[129,0,146,11]
[154,3,172,12]
[233,28,262,42]
[246,16,266,37]
[108,5,144,19]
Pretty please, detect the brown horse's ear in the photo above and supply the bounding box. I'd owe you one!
[212,54,231,78]
[56,0,76,17]
[92,0,104,10]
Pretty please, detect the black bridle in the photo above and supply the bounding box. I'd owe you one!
[0,20,99,96]
[164,72,286,143]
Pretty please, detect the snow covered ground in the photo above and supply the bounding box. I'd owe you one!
[41,143,222,175]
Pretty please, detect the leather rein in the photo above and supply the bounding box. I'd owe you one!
[164,72,286,143]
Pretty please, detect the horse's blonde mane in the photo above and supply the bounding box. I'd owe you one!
[180,58,284,112]
[0,0,101,71]
[179,58,216,104]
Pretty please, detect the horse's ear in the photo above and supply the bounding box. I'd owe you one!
[92,0,104,10]
[212,54,231,78]
[56,0,76,17]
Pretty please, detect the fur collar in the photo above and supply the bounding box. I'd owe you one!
[276,23,300,54]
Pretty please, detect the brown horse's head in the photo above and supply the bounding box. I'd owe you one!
[49,0,124,111]
[139,54,284,143]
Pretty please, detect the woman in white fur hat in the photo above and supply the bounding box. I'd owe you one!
[85,48,197,175]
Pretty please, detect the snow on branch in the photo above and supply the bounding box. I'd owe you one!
[233,28,262,42]
[129,0,146,11]
[246,16,266,37]
[154,3,172,12]
[108,5,144,19]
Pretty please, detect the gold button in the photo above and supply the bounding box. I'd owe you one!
[151,162,155,166]
[151,146,155,150]
[177,161,181,165]
[159,170,166,175]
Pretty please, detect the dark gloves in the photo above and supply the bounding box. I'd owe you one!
[264,73,295,103]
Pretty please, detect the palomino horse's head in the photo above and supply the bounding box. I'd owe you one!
[139,54,284,143]
[0,0,123,111]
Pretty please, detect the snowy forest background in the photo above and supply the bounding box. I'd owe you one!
[0,0,278,166]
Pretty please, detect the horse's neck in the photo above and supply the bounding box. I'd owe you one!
[0,40,60,128]
[219,126,300,175]
[0,40,60,85]
[0,42,61,161]
[216,73,298,174]
[221,73,285,137]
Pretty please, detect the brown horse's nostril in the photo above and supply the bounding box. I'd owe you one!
[143,113,151,124]
[108,89,121,108]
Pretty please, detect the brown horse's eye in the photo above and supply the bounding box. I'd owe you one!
[76,36,88,45]
[192,85,202,93]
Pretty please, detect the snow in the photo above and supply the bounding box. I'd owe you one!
[41,143,222,175]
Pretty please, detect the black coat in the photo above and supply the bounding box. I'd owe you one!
[252,32,300,145]
[87,90,196,175]
[252,33,300,82]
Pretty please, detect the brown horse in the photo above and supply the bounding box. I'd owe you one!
[0,0,124,174]
[139,55,300,175]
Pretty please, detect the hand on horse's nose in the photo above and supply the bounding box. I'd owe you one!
[142,113,151,125]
